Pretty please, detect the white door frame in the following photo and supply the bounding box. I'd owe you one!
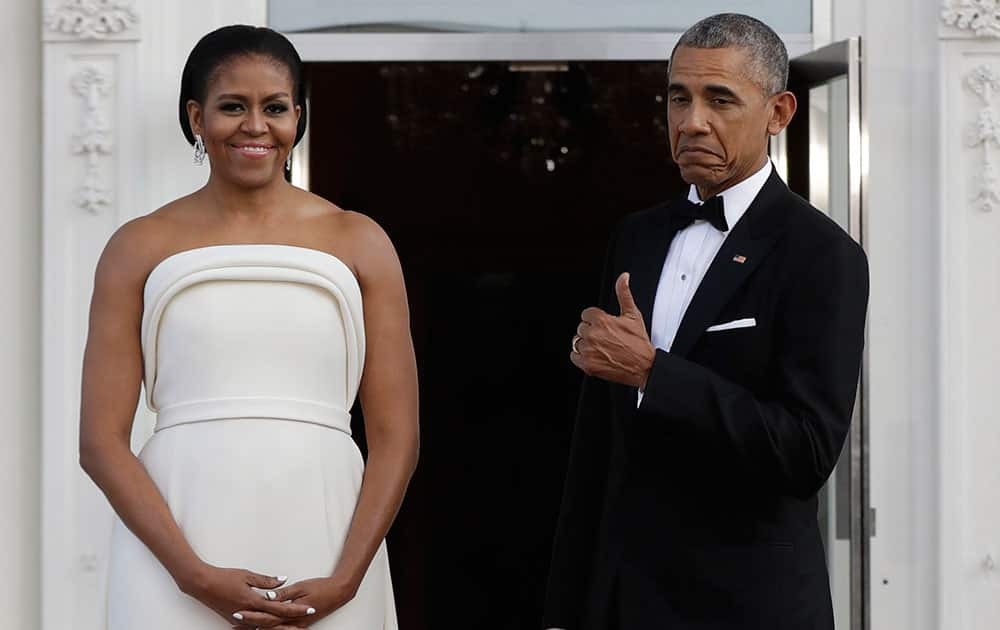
[287,31,813,62]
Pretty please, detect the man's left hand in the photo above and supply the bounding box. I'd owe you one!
[570,272,656,389]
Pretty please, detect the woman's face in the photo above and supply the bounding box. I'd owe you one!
[187,54,301,189]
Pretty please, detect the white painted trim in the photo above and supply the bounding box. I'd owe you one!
[287,31,814,62]
[938,39,968,630]
[940,0,1000,39]
[963,64,1000,211]
[43,0,141,42]
[41,38,142,630]
[813,0,833,48]
[937,36,1000,630]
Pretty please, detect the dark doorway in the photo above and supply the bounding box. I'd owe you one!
[304,61,686,629]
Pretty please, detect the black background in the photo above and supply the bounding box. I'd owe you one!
[305,61,687,629]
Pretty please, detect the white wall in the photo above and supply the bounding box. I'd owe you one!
[0,1,41,628]
[841,0,942,628]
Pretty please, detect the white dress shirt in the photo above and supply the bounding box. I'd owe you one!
[546,161,775,630]
[636,160,773,406]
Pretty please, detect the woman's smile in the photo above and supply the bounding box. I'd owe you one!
[229,142,275,159]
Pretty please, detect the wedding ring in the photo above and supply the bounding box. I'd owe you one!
[572,335,582,354]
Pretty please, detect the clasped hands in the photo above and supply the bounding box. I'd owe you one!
[570,272,656,390]
[180,563,357,629]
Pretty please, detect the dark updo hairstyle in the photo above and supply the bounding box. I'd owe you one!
[178,25,308,146]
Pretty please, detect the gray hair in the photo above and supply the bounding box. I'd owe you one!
[671,13,788,96]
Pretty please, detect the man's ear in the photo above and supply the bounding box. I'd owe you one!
[767,91,797,136]
[186,99,204,138]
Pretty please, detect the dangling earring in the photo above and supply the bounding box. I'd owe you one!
[193,134,206,166]
[285,155,292,171]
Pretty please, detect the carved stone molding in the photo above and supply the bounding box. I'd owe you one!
[70,66,113,214]
[942,0,1000,37]
[965,65,1000,211]
[45,0,139,40]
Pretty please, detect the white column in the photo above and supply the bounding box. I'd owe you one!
[41,1,142,627]
[939,3,1000,629]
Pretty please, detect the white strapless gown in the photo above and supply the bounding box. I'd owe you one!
[106,244,397,629]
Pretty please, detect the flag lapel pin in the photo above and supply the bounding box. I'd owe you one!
[733,255,747,264]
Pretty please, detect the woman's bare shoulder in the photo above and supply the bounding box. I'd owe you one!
[335,208,397,261]
[97,196,199,289]
[291,189,396,257]
[325,212,402,291]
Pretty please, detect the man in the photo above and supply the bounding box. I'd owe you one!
[543,13,868,630]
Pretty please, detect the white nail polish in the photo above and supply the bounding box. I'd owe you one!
[232,612,244,621]
[266,590,277,600]
[276,575,288,582]
[307,607,316,615]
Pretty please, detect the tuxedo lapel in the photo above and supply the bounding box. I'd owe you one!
[668,172,788,358]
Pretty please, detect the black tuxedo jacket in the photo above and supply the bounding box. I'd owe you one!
[543,171,869,630]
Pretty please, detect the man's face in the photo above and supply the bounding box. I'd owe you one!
[667,45,791,197]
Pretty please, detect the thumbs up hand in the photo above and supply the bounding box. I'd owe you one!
[614,271,642,320]
[570,272,656,389]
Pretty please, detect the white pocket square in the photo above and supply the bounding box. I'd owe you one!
[705,317,757,332]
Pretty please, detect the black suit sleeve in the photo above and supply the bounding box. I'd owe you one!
[639,234,869,499]
[542,223,623,629]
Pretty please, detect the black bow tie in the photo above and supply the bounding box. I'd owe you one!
[673,195,728,232]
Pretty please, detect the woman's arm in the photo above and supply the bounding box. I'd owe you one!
[334,213,420,583]
[80,220,312,625]
[272,212,419,621]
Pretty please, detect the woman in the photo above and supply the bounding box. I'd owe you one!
[79,25,418,629]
